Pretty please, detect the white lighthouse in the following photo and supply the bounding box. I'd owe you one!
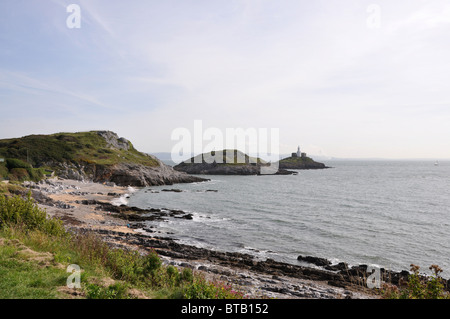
[296,146,301,157]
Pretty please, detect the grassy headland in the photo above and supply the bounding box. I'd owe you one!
[0,131,159,182]
[0,130,205,187]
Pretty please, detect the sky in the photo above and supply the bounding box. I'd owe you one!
[1,0,450,159]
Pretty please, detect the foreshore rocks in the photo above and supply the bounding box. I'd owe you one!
[297,255,450,291]
[297,255,332,267]
[77,199,195,222]
[175,162,259,175]
[84,227,388,298]
[174,162,297,176]
[83,197,444,297]
[279,161,328,170]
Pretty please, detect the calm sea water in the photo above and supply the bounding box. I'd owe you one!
[128,160,450,276]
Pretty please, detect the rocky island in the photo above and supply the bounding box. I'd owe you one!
[173,149,297,175]
[0,130,207,186]
[278,146,329,170]
[278,156,328,170]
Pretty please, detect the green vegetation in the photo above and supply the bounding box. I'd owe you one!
[0,181,26,196]
[0,193,65,236]
[0,193,248,299]
[0,159,44,182]
[0,241,69,298]
[0,131,159,167]
[279,156,316,164]
[0,164,8,181]
[84,282,131,299]
[183,275,246,299]
[185,149,266,166]
[0,131,159,182]
[382,264,449,299]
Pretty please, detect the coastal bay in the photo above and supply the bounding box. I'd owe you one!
[23,174,450,299]
[23,177,380,299]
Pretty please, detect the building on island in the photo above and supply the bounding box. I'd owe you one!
[292,146,306,158]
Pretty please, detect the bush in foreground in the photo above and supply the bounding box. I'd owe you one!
[0,193,65,236]
[382,264,449,299]
[183,275,247,299]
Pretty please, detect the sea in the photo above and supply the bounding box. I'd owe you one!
[128,160,450,277]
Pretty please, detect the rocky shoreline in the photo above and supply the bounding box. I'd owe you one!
[20,178,443,299]
[173,150,299,176]
[174,161,298,176]
[278,156,329,170]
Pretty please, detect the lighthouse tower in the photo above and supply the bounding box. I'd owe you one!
[296,146,301,157]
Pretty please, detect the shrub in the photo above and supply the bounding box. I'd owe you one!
[26,168,43,182]
[9,168,30,181]
[85,282,131,299]
[0,164,8,180]
[105,248,143,282]
[69,231,110,269]
[180,267,194,283]
[6,158,30,170]
[183,274,246,299]
[0,193,65,237]
[382,264,449,299]
[141,249,162,277]
[1,159,44,182]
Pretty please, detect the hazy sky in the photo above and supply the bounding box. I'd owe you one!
[1,0,450,159]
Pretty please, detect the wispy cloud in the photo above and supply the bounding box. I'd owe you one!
[388,2,450,31]
[0,70,119,118]
[78,0,116,37]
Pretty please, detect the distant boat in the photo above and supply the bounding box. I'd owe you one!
[434,161,439,166]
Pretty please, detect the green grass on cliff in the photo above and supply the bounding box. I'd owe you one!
[57,131,159,166]
[0,131,159,181]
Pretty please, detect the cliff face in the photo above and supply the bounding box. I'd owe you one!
[53,156,207,186]
[96,155,206,186]
[0,131,207,186]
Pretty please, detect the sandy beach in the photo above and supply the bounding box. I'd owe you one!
[28,178,380,299]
